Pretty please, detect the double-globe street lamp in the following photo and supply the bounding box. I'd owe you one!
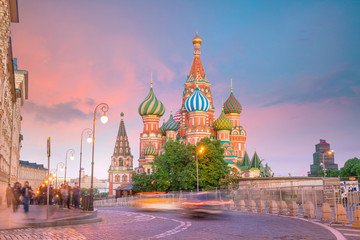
[79,128,93,190]
[56,162,64,188]
[89,103,109,211]
[320,150,334,177]
[196,146,205,192]
[64,149,75,184]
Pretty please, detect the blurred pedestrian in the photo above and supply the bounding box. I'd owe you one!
[6,184,13,208]
[12,182,22,212]
[73,183,80,208]
[66,183,72,209]
[22,181,32,213]
[61,184,68,208]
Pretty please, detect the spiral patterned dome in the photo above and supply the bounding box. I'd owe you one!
[139,87,165,116]
[173,109,181,124]
[164,113,180,132]
[213,108,233,131]
[143,141,157,156]
[185,87,210,112]
[224,92,242,114]
[159,119,166,136]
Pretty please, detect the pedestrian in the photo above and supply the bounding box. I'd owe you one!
[22,181,32,213]
[66,183,72,209]
[12,182,22,212]
[6,184,13,208]
[73,183,80,208]
[61,184,68,208]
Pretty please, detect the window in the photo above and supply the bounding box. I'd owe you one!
[122,175,127,182]
[115,175,120,182]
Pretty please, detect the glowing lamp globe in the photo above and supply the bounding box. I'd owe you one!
[60,167,64,172]
[87,136,93,143]
[101,113,108,124]
[70,154,74,160]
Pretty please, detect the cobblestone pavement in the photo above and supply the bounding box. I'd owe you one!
[0,207,344,239]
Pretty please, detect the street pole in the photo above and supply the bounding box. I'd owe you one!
[79,128,92,190]
[64,149,75,184]
[56,162,64,188]
[89,103,109,211]
[46,137,51,220]
[196,151,199,192]
[322,152,326,177]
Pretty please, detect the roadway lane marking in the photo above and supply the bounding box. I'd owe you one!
[336,228,360,232]
[343,233,360,237]
[143,216,192,239]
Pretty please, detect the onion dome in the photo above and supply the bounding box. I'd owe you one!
[159,119,166,136]
[164,112,180,132]
[143,141,157,156]
[138,84,165,116]
[213,107,233,131]
[185,87,210,112]
[224,91,242,114]
[173,109,181,124]
[192,30,202,45]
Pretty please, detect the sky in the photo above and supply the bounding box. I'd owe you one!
[10,0,360,179]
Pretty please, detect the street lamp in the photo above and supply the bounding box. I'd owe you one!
[79,128,93,190]
[196,146,205,192]
[64,149,75,184]
[56,162,64,188]
[320,150,334,177]
[89,103,109,211]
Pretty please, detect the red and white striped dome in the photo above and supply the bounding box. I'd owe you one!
[173,109,181,124]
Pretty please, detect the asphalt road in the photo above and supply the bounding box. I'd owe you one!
[1,206,343,239]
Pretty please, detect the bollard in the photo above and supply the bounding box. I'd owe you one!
[238,200,247,211]
[352,206,360,229]
[257,200,266,213]
[335,204,349,224]
[321,203,333,222]
[278,201,288,215]
[304,201,315,219]
[269,200,279,214]
[248,200,257,212]
[288,201,299,216]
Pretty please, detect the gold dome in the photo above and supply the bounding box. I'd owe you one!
[192,30,202,45]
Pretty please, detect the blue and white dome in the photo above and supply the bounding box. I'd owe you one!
[185,87,210,112]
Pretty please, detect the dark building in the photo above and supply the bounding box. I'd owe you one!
[308,139,338,177]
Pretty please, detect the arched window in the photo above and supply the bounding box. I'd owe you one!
[122,175,127,182]
[115,175,120,182]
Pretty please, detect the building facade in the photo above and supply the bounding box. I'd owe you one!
[108,113,133,195]
[18,160,47,191]
[308,139,338,177]
[0,0,28,200]
[136,32,272,177]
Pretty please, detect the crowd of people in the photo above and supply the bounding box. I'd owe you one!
[4,181,82,212]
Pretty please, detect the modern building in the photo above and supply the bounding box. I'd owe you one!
[17,160,47,191]
[108,112,133,195]
[1,0,29,200]
[136,32,272,177]
[308,139,338,177]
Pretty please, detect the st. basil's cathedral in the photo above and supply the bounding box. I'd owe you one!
[108,32,273,195]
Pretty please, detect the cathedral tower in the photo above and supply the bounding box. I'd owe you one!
[108,112,133,195]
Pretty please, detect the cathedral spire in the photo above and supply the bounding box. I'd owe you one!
[113,112,132,157]
[188,31,207,82]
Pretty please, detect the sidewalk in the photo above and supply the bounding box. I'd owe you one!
[0,204,100,230]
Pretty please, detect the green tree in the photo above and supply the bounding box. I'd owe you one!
[132,173,156,193]
[339,157,360,177]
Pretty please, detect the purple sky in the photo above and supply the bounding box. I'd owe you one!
[11,0,360,179]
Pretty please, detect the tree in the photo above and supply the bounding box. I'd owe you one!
[132,173,156,193]
[132,138,230,192]
[340,157,360,177]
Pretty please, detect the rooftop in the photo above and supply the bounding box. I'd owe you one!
[19,160,47,170]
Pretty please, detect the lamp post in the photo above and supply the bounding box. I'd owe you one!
[79,128,93,190]
[89,103,109,211]
[320,150,334,177]
[56,162,64,188]
[196,146,205,192]
[64,149,75,184]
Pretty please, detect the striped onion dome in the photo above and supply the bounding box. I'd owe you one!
[224,92,242,114]
[184,87,210,112]
[159,119,166,136]
[143,141,157,156]
[138,87,165,116]
[173,109,181,124]
[213,108,233,131]
[164,112,180,132]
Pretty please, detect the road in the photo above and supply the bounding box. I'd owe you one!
[0,207,349,239]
